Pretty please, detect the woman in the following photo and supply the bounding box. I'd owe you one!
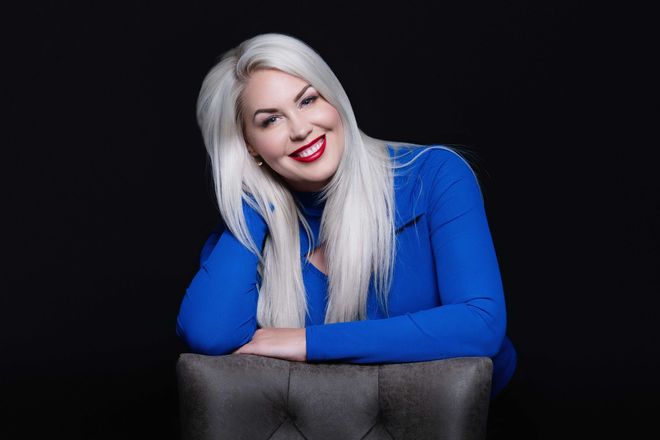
[176,32,517,400]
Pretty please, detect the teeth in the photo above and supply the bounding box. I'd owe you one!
[295,138,323,158]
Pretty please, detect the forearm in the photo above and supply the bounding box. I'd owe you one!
[305,300,505,364]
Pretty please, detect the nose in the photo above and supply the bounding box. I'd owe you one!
[288,114,312,142]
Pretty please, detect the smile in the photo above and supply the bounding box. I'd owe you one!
[289,135,326,162]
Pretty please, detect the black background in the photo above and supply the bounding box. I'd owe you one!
[4,2,658,439]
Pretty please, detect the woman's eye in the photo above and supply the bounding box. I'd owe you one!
[301,95,318,106]
[260,96,317,127]
[261,116,278,127]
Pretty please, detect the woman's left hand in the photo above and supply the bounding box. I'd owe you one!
[233,328,307,362]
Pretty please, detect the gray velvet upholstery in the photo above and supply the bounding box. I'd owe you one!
[177,354,492,440]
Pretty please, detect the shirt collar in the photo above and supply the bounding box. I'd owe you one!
[295,145,424,256]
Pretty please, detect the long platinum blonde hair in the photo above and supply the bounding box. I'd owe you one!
[196,33,479,328]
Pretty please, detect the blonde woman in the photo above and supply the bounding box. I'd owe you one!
[176,33,517,399]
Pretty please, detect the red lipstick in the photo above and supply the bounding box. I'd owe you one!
[289,135,326,163]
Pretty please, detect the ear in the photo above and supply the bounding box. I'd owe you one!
[242,129,258,157]
[245,141,258,157]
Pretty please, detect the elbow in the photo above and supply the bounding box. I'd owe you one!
[466,302,507,357]
[481,323,506,357]
[188,339,234,357]
[175,266,259,355]
[176,315,254,356]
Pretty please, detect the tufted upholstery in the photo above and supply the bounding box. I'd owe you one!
[177,354,492,440]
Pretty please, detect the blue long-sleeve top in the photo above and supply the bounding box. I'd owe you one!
[176,144,517,398]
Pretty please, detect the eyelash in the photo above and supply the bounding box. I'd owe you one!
[260,95,318,127]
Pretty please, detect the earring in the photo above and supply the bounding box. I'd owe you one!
[255,156,264,167]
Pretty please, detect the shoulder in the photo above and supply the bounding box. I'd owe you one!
[388,144,475,176]
[387,144,483,217]
[388,144,480,191]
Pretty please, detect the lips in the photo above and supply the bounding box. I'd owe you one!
[289,135,326,163]
[289,135,325,157]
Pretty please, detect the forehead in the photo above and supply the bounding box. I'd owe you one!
[242,69,309,107]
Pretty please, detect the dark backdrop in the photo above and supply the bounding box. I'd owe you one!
[4,2,657,439]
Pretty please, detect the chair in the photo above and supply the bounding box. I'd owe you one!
[177,353,492,440]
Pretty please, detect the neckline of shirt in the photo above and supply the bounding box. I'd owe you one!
[288,144,407,219]
[291,189,325,218]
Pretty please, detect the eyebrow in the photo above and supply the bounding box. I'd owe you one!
[252,84,313,120]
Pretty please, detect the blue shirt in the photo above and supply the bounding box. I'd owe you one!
[176,144,517,398]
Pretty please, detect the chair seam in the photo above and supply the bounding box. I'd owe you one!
[286,362,291,415]
[267,362,309,440]
[266,418,288,440]
[290,421,309,440]
[360,422,378,440]
[378,366,383,438]
[359,367,383,440]
[377,365,380,420]
[378,365,396,440]
[286,362,310,439]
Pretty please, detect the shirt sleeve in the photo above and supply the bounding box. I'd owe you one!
[176,200,268,355]
[198,220,226,266]
[305,150,507,364]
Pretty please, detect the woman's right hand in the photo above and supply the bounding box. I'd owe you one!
[233,328,307,362]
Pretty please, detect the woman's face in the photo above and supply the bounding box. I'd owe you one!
[241,68,345,192]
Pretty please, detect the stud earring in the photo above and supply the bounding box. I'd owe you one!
[254,156,264,167]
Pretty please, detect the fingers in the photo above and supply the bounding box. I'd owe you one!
[233,344,250,355]
[230,328,305,362]
[233,329,262,355]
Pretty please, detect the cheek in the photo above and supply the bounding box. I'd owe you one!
[250,131,288,157]
[318,104,342,130]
